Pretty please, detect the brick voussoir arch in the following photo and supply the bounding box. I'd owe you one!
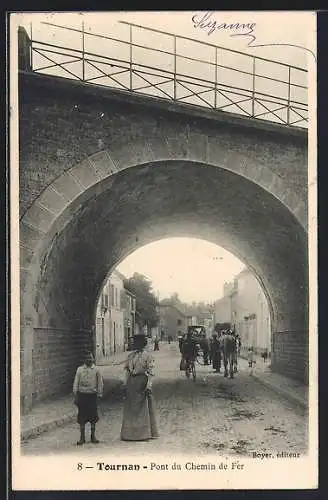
[20,145,306,269]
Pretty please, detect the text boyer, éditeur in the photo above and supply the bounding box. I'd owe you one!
[253,452,301,459]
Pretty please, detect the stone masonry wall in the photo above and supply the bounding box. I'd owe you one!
[19,72,307,220]
[271,331,309,383]
[31,328,92,403]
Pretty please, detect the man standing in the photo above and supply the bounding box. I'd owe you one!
[208,335,213,364]
[200,332,210,365]
[210,333,222,373]
[154,337,160,351]
[261,348,268,363]
[178,335,184,354]
[235,334,242,356]
[182,330,198,367]
[73,352,103,445]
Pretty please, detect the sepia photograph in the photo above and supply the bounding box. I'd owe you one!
[10,10,317,490]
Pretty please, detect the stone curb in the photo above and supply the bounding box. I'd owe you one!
[21,413,76,442]
[239,354,307,409]
[251,372,307,410]
[21,380,124,442]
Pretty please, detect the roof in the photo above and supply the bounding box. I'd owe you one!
[114,269,127,281]
[234,267,249,280]
[158,301,189,318]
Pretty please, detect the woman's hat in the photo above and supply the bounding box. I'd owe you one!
[133,334,147,348]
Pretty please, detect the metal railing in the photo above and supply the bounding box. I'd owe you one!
[26,21,308,128]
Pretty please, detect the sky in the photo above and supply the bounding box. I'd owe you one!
[15,10,315,67]
[117,238,245,303]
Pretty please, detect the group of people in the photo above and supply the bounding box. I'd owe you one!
[72,331,259,446]
[210,330,242,373]
[178,329,242,374]
[72,334,158,445]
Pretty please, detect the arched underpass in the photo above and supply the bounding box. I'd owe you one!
[20,159,308,412]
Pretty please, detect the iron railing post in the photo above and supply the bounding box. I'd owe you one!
[30,22,33,70]
[252,57,256,117]
[173,35,177,101]
[287,66,291,125]
[82,21,85,81]
[214,47,218,109]
[129,24,133,91]
[18,26,32,71]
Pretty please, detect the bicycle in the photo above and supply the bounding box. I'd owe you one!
[185,358,196,381]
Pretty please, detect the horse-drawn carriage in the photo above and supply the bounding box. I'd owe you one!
[195,323,239,378]
[180,325,240,379]
[186,326,210,366]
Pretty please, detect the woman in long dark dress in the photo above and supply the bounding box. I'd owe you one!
[120,335,158,441]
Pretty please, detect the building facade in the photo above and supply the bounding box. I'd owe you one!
[214,295,232,326]
[95,270,126,362]
[214,269,271,354]
[232,270,271,354]
[158,302,192,340]
[203,317,214,335]
[121,288,136,350]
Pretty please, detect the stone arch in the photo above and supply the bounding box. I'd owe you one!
[19,157,308,411]
[20,152,303,336]
[20,145,307,315]
[20,146,306,239]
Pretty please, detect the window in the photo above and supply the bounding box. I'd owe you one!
[177,319,182,326]
[120,289,126,308]
[101,318,105,356]
[110,284,115,306]
[102,294,109,309]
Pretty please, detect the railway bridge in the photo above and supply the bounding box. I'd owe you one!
[17,23,309,413]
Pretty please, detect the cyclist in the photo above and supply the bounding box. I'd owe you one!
[182,329,199,375]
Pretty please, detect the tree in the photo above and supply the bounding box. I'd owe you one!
[124,273,159,330]
[171,292,180,302]
[160,293,215,326]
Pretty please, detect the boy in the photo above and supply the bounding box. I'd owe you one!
[73,352,103,445]
[261,348,269,363]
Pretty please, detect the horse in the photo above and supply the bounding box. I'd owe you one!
[221,333,237,379]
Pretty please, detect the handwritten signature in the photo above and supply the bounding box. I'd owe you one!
[191,12,316,61]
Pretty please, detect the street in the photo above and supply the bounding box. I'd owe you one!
[21,343,307,457]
